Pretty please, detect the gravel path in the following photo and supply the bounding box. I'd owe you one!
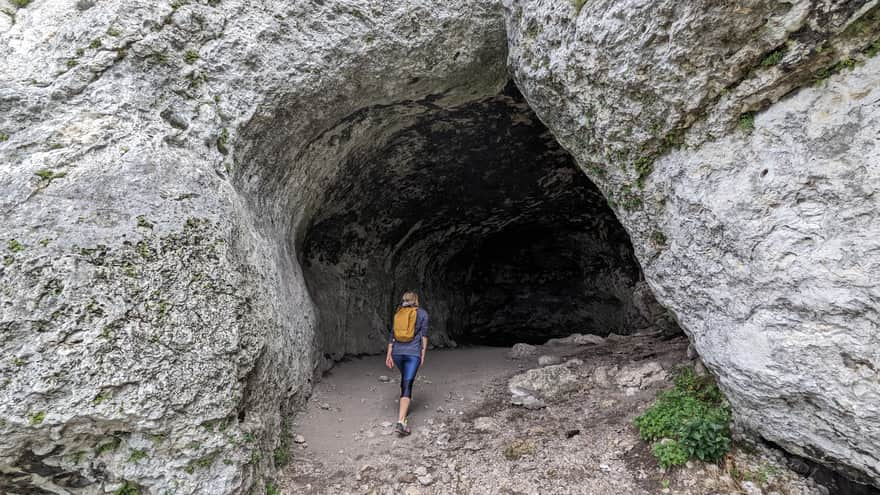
[279,335,831,495]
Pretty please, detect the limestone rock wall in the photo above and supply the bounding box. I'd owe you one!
[0,0,507,493]
[504,0,880,486]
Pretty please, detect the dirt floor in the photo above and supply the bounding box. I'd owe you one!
[277,332,833,495]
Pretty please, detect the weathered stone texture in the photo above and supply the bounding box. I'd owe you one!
[0,0,508,493]
[504,0,880,486]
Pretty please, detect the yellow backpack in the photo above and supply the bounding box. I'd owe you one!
[393,307,418,342]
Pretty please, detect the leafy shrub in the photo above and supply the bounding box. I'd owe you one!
[652,440,689,469]
[635,366,731,468]
[678,417,730,461]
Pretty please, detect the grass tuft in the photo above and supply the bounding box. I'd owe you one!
[737,113,755,132]
[760,47,785,67]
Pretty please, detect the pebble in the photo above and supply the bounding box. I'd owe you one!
[378,375,391,382]
[414,466,428,476]
[380,421,393,428]
[293,434,306,444]
[417,474,434,486]
[319,402,331,410]
[473,417,497,432]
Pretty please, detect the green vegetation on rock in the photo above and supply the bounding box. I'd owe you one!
[115,481,140,495]
[28,411,46,425]
[635,366,731,469]
[35,169,68,183]
[7,239,24,252]
[127,449,148,463]
[760,47,785,67]
[737,113,755,132]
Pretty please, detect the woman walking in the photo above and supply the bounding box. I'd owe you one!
[385,291,428,436]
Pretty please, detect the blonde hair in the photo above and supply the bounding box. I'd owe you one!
[401,291,419,307]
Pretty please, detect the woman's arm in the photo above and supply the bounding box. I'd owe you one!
[385,343,394,369]
[420,336,427,364]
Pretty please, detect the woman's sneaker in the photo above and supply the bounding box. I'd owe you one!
[394,421,411,437]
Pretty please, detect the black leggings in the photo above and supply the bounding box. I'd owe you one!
[392,354,421,398]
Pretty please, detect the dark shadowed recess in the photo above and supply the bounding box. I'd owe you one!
[300,83,661,352]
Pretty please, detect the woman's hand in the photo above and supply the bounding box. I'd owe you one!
[385,353,394,369]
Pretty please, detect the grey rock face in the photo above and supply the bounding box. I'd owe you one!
[504,0,880,486]
[0,0,509,493]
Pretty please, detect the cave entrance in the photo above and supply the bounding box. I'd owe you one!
[299,84,651,358]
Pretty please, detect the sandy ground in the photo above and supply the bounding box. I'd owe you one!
[290,346,518,467]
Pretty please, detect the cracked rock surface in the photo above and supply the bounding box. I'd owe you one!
[504,0,880,486]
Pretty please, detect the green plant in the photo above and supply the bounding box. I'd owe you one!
[634,156,653,188]
[503,439,536,460]
[7,239,24,252]
[90,38,103,49]
[652,440,689,469]
[96,437,121,456]
[107,27,122,37]
[265,483,280,495]
[67,59,79,68]
[572,0,588,16]
[35,169,68,183]
[184,49,199,64]
[635,366,731,468]
[650,230,667,247]
[678,417,730,461]
[274,419,292,467]
[760,47,785,67]
[28,411,46,425]
[836,57,857,71]
[737,113,755,132]
[11,0,31,8]
[115,481,140,495]
[136,215,154,229]
[866,38,880,58]
[127,449,148,463]
[0,132,8,141]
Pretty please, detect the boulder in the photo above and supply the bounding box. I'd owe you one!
[504,0,880,484]
[509,343,538,359]
[537,355,563,366]
[615,362,666,391]
[509,363,580,408]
